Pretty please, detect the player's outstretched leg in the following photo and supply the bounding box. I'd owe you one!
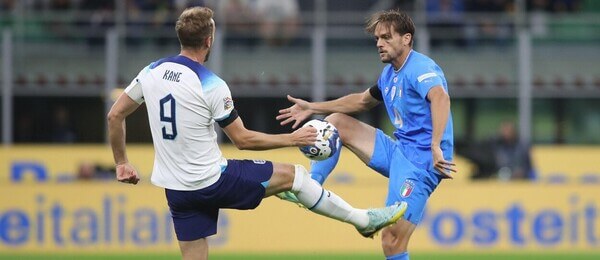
[309,146,342,185]
[287,164,407,237]
[275,138,342,205]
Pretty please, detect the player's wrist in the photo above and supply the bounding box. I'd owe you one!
[286,133,297,147]
[116,161,129,166]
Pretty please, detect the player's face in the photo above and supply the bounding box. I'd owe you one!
[373,23,410,64]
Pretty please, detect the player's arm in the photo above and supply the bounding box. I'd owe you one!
[107,92,141,184]
[427,86,456,177]
[277,86,381,128]
[220,113,317,150]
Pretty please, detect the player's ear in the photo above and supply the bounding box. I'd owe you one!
[402,33,412,46]
[205,36,213,49]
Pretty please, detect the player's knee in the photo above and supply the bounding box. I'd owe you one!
[324,113,354,141]
[272,163,295,190]
[291,164,310,192]
[324,113,346,127]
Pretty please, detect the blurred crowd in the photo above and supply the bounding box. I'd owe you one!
[0,0,594,48]
[0,0,301,47]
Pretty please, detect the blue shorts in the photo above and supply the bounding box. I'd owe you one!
[368,129,445,225]
[165,159,273,241]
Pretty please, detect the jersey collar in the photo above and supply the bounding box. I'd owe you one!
[393,49,413,73]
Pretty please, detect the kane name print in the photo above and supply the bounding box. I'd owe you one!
[163,70,182,82]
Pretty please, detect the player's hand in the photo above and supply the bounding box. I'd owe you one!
[290,125,318,147]
[432,146,456,179]
[276,95,314,129]
[116,163,140,185]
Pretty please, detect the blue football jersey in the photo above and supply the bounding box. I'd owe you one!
[377,50,454,154]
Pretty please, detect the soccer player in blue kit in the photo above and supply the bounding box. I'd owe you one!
[277,10,456,260]
[108,6,406,260]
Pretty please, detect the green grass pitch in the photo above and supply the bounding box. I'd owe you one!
[1,253,599,260]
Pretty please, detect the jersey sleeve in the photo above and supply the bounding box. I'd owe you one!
[411,64,445,100]
[124,66,149,104]
[205,84,235,121]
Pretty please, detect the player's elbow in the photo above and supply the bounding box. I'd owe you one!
[232,139,251,150]
[358,94,378,112]
[107,109,124,125]
[230,134,253,150]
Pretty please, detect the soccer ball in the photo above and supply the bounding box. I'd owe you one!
[299,119,340,161]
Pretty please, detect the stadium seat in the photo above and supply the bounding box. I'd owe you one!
[573,75,586,88]
[452,75,466,88]
[77,74,88,86]
[247,75,259,86]
[56,74,68,86]
[494,75,509,88]
[353,74,366,86]
[93,74,104,85]
[287,74,300,86]
[533,75,545,88]
[229,74,242,88]
[473,75,486,88]
[15,74,28,86]
[330,74,345,87]
[36,73,48,86]
[553,75,565,88]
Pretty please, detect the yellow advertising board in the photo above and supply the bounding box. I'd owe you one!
[1,146,599,253]
[1,183,599,253]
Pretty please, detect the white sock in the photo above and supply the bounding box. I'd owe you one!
[291,165,369,228]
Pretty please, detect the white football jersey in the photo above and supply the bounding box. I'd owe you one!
[124,55,233,190]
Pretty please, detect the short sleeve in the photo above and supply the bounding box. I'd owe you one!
[124,67,148,104]
[205,84,234,121]
[412,66,445,100]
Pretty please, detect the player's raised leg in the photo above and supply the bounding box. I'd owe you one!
[267,163,407,237]
[276,113,380,204]
[309,113,379,184]
[308,142,342,184]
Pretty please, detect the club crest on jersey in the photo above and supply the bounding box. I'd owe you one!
[223,97,233,110]
[400,180,414,198]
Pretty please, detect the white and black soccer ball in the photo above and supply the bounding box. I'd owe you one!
[299,119,340,161]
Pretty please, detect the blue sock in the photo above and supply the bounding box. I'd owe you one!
[386,252,409,260]
[309,147,341,185]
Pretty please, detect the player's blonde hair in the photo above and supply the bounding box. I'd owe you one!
[365,10,415,47]
[175,6,214,49]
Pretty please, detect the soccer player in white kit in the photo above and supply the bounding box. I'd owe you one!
[107,6,406,260]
